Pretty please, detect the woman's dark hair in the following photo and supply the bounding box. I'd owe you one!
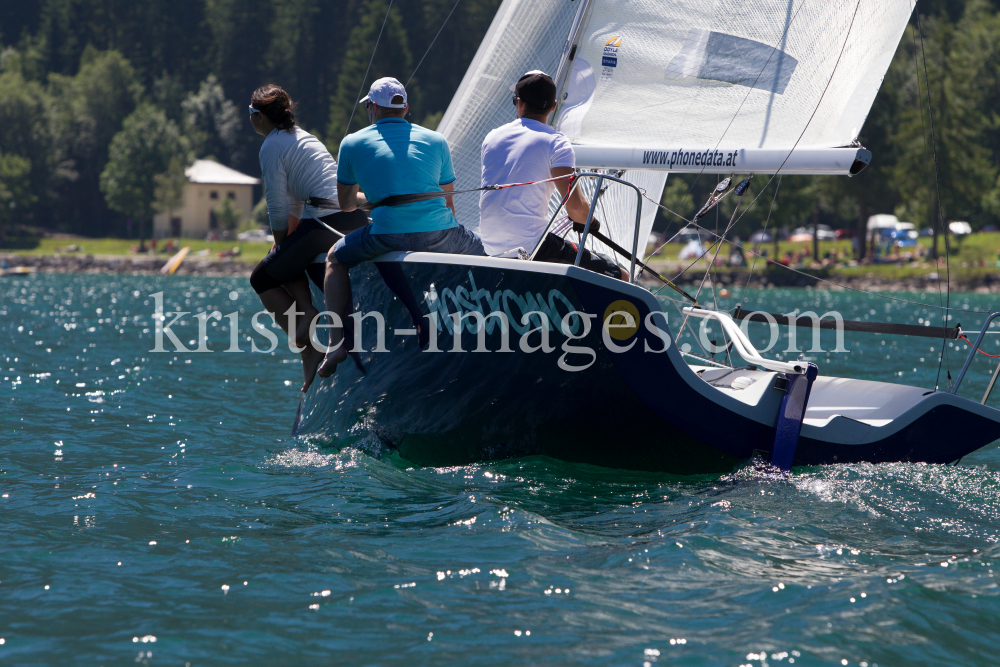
[251,85,296,130]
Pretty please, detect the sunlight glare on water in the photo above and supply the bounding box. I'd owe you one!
[0,274,998,665]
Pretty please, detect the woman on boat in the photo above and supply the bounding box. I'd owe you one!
[248,84,367,391]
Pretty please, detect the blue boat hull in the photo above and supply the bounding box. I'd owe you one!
[297,254,1000,472]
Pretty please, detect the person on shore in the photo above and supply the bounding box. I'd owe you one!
[247,84,367,391]
[318,77,484,377]
[478,70,625,280]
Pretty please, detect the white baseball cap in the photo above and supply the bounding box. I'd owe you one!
[360,77,408,108]
[508,70,549,92]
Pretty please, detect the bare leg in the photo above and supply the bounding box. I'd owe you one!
[258,286,298,346]
[317,255,350,377]
[285,276,319,348]
[257,283,322,391]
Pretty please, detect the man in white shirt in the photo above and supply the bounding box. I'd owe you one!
[479,70,624,279]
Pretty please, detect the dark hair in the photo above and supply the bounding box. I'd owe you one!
[521,102,552,117]
[251,84,296,130]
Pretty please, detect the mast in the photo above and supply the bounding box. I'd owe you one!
[550,0,596,126]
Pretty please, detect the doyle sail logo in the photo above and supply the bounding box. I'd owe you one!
[602,35,622,68]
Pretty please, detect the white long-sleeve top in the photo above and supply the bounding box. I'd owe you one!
[259,126,340,231]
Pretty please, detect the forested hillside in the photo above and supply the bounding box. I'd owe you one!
[2,0,1000,252]
[0,0,500,238]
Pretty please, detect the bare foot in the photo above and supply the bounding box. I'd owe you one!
[301,345,324,392]
[317,346,348,379]
[296,306,319,349]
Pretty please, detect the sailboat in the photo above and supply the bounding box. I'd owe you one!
[296,0,1000,472]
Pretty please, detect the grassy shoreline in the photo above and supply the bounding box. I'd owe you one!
[3,237,272,264]
[3,235,1000,290]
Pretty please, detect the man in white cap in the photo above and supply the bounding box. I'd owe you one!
[319,76,484,377]
[479,70,624,279]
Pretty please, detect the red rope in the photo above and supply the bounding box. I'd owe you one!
[960,334,1000,358]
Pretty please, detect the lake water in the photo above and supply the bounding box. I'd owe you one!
[2,273,998,666]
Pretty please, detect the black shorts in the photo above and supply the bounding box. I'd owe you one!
[249,210,368,294]
[535,232,622,279]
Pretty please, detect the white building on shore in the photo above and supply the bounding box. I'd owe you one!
[152,159,259,239]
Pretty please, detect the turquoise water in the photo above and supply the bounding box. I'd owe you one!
[2,274,999,666]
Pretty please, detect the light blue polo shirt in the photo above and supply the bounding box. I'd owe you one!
[337,118,457,234]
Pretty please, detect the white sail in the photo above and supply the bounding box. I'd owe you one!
[437,0,580,232]
[439,0,909,266]
[438,0,669,265]
[554,0,914,172]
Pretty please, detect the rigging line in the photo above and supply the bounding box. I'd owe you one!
[906,7,943,331]
[666,0,864,278]
[676,197,746,363]
[707,269,736,367]
[696,195,743,301]
[343,0,395,139]
[681,0,808,196]
[645,203,697,258]
[406,0,461,87]
[656,279,719,361]
[667,182,748,291]
[679,219,996,315]
[915,10,953,390]
[960,335,1000,358]
[739,176,782,305]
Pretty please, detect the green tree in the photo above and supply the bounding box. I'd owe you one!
[0,68,52,221]
[892,17,997,255]
[153,155,188,221]
[251,196,270,228]
[182,74,242,165]
[100,103,191,241]
[0,153,35,246]
[327,0,415,154]
[660,177,695,222]
[412,0,501,124]
[213,195,242,232]
[47,47,143,234]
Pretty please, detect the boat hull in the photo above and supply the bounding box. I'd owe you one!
[297,254,1000,472]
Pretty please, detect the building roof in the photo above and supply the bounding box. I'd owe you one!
[185,159,260,185]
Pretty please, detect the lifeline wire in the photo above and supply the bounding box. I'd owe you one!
[343,0,395,139]
[680,219,998,316]
[640,191,995,315]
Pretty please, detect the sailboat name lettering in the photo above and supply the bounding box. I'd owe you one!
[424,271,581,338]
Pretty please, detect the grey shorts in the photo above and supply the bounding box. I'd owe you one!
[332,224,485,269]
